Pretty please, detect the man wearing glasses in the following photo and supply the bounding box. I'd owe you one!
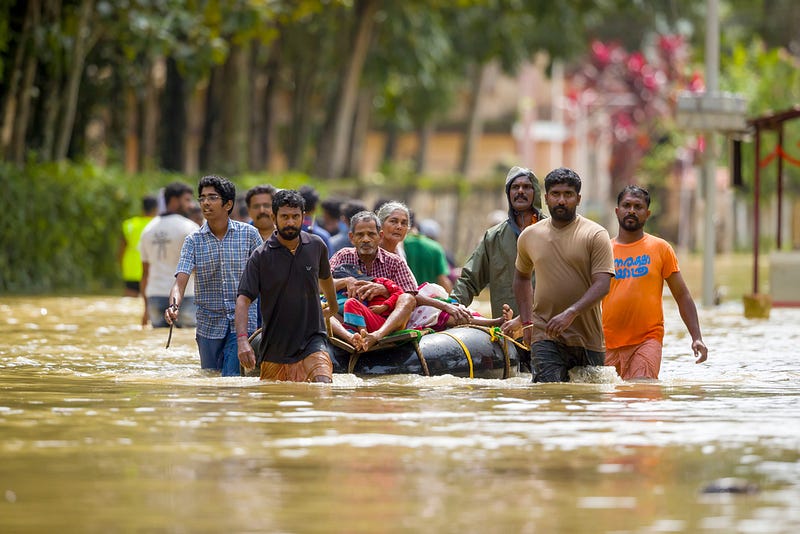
[165,175,263,376]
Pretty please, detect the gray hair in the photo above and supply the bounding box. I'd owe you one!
[349,210,381,233]
[376,200,409,224]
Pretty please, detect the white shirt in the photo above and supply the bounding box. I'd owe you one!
[139,214,199,297]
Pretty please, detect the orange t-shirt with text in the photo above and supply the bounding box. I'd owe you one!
[602,234,679,349]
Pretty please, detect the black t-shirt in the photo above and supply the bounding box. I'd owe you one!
[238,231,331,364]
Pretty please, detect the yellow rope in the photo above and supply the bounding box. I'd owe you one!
[438,330,473,378]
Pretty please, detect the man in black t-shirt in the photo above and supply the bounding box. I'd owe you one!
[235,189,339,382]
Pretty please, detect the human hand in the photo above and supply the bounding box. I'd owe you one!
[501,315,521,336]
[164,303,180,325]
[237,338,256,372]
[446,303,472,324]
[693,339,708,364]
[545,307,577,339]
[369,304,388,315]
[355,281,387,302]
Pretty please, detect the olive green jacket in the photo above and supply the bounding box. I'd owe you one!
[450,220,536,319]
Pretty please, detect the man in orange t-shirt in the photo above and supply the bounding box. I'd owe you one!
[602,185,708,380]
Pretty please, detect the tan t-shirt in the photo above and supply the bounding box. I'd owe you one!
[515,215,615,351]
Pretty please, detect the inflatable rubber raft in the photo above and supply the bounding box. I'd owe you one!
[248,325,527,379]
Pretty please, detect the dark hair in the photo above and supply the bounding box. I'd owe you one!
[246,184,277,207]
[349,210,381,233]
[342,200,367,221]
[236,195,249,218]
[272,189,306,215]
[298,185,320,212]
[198,175,236,214]
[321,197,344,219]
[142,195,158,213]
[163,182,193,205]
[544,167,582,194]
[617,185,651,207]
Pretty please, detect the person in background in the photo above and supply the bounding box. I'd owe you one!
[246,184,277,241]
[376,200,410,259]
[602,185,708,380]
[187,204,204,226]
[503,167,615,383]
[450,166,544,319]
[418,218,460,286]
[140,182,199,328]
[120,195,158,297]
[232,194,250,223]
[298,185,332,255]
[320,196,345,237]
[235,189,338,382]
[328,199,367,255]
[404,212,452,292]
[165,175,262,376]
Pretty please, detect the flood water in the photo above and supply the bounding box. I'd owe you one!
[1,295,799,533]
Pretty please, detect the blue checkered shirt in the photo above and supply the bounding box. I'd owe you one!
[176,220,262,338]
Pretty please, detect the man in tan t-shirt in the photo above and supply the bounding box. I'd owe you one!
[502,167,615,382]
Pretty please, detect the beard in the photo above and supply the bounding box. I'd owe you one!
[619,216,645,232]
[277,225,300,240]
[549,205,576,222]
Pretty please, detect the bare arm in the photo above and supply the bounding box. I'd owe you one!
[415,293,472,324]
[666,271,708,364]
[507,267,534,346]
[319,276,339,319]
[164,272,190,325]
[545,272,612,339]
[140,262,150,326]
[436,274,453,294]
[235,294,256,371]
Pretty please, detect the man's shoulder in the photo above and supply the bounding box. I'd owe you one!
[330,247,358,266]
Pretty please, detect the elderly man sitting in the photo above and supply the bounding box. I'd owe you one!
[328,211,418,352]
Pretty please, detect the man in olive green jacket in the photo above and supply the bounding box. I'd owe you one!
[450,166,544,319]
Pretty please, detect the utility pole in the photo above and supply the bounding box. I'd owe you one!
[702,0,719,307]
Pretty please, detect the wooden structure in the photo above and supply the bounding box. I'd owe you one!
[743,105,800,309]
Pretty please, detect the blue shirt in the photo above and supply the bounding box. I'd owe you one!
[176,219,262,338]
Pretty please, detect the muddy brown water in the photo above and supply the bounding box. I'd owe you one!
[1,296,799,532]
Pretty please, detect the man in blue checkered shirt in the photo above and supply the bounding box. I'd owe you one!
[165,175,263,376]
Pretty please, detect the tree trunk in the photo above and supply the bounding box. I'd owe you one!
[216,43,250,174]
[183,79,208,175]
[259,37,282,171]
[141,56,166,171]
[1,0,41,159]
[287,56,317,171]
[315,0,378,179]
[124,88,139,174]
[40,0,64,161]
[12,0,42,164]
[344,88,373,178]
[248,42,267,170]
[457,62,491,177]
[55,0,95,161]
[160,57,186,172]
[415,121,434,175]
[382,122,398,165]
[201,67,224,171]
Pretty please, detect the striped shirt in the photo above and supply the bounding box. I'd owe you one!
[176,219,262,338]
[329,247,418,293]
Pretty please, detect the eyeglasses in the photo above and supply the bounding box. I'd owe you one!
[198,194,222,203]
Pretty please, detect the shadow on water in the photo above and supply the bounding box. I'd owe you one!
[1,296,799,532]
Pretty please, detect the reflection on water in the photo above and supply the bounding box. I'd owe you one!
[1,296,799,532]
